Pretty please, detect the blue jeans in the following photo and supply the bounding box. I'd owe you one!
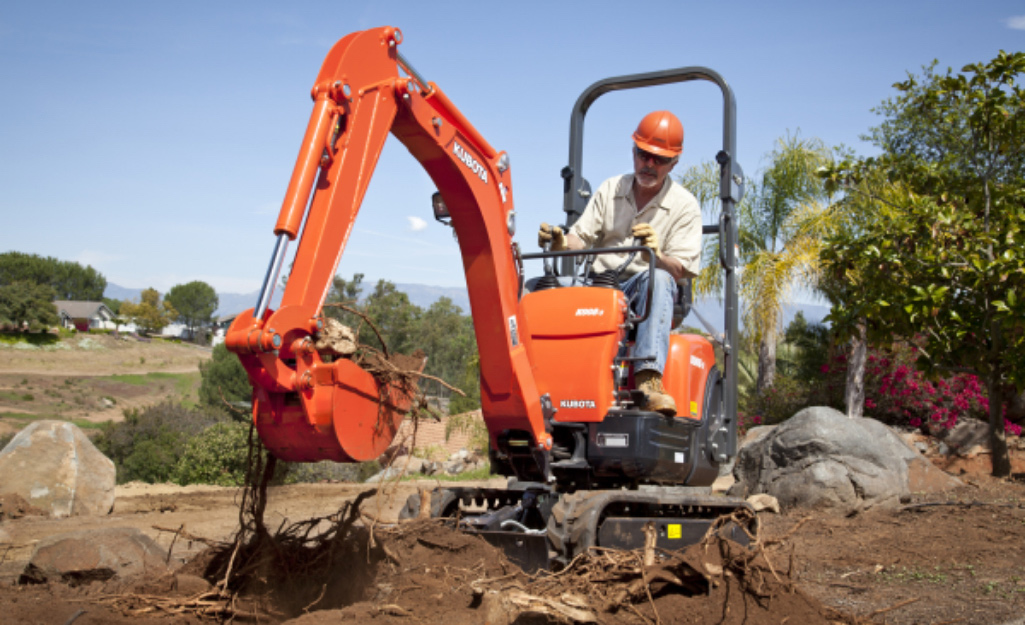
[621,268,677,375]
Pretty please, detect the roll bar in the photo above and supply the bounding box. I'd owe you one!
[559,66,743,461]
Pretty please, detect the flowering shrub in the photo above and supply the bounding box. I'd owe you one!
[814,340,1022,436]
[738,324,1023,437]
[737,411,763,437]
[740,374,844,428]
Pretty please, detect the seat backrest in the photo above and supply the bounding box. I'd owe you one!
[671,278,693,328]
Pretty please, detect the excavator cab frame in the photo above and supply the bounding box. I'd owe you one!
[559,66,745,466]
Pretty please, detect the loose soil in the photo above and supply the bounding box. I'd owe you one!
[1,337,1024,624]
[1,472,1023,624]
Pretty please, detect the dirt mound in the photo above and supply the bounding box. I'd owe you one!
[78,508,860,625]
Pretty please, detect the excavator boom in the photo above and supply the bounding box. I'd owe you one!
[225,26,549,465]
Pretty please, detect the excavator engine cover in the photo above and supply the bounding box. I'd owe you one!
[519,286,627,422]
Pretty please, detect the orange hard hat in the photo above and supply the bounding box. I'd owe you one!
[632,111,684,157]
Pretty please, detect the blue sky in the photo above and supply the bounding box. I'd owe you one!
[1,1,1023,301]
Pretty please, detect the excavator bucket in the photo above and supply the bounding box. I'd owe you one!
[227,308,426,463]
[251,357,424,463]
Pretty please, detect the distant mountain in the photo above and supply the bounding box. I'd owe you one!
[688,297,830,335]
[392,283,471,313]
[103,283,143,303]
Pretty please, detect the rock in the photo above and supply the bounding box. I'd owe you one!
[445,461,465,475]
[173,573,213,597]
[19,527,171,586]
[394,455,425,475]
[313,318,357,357]
[746,493,780,514]
[0,526,11,544]
[0,493,46,521]
[365,467,402,483]
[907,456,964,493]
[740,425,776,448]
[940,419,990,453]
[729,407,914,515]
[0,421,115,517]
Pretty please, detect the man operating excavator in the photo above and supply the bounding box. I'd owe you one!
[538,111,702,417]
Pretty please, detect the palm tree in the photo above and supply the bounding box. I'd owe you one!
[680,132,835,393]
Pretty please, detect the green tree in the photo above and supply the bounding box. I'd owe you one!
[681,132,835,393]
[322,274,479,408]
[821,51,1025,476]
[779,311,831,381]
[323,273,367,330]
[362,280,421,355]
[199,343,252,416]
[449,352,482,414]
[417,297,477,399]
[0,251,106,300]
[121,288,177,335]
[165,280,218,342]
[0,281,59,331]
[95,401,224,484]
[172,421,252,486]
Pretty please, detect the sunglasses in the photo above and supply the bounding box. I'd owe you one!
[634,146,674,166]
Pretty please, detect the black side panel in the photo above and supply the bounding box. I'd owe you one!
[586,412,702,484]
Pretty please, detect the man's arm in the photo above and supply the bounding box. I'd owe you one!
[656,253,688,282]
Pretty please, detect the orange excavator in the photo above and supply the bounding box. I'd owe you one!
[226,26,748,571]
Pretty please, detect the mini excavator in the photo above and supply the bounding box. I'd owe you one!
[225,26,749,571]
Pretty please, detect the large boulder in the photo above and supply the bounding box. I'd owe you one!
[729,407,918,515]
[19,527,170,585]
[0,420,115,517]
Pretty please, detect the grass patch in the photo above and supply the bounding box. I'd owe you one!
[0,390,34,402]
[401,464,493,482]
[108,372,183,386]
[100,371,201,407]
[0,412,102,430]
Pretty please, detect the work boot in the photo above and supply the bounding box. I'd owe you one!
[635,370,677,417]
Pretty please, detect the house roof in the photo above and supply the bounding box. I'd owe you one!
[53,301,113,319]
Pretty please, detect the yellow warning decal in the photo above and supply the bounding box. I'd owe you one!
[667,524,682,540]
[689,401,698,416]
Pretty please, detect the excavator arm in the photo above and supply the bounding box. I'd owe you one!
[225,26,550,464]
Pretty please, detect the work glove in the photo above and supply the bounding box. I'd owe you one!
[538,222,568,251]
[632,223,660,256]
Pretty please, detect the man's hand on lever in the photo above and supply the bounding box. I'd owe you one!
[538,223,568,251]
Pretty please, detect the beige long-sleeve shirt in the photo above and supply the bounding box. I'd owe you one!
[569,174,702,278]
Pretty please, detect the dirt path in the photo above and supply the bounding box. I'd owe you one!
[0,334,210,377]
